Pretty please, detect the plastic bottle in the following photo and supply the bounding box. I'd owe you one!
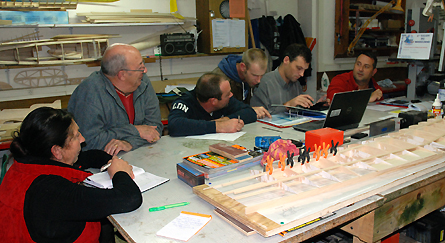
[432,93,442,118]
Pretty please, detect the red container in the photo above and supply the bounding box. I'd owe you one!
[305,127,344,152]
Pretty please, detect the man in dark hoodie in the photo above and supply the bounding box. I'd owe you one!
[212,48,271,119]
[168,73,257,137]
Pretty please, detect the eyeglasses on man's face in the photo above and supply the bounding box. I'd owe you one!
[121,59,146,73]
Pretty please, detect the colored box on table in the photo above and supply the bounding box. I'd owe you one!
[305,127,343,152]
[176,162,205,187]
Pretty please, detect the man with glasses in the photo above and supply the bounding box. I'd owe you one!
[212,48,271,119]
[68,44,163,156]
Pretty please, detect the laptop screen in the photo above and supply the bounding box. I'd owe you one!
[293,89,373,132]
[322,88,373,130]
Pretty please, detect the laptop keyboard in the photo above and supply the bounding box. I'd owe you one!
[292,120,324,132]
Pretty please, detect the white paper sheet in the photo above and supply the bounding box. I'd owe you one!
[185,132,245,141]
[212,18,245,48]
[212,19,230,48]
[367,105,399,111]
[156,211,212,241]
[229,19,246,47]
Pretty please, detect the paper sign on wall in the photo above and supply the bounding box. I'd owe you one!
[397,33,433,60]
[212,19,245,48]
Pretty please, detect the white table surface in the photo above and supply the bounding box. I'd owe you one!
[109,105,408,243]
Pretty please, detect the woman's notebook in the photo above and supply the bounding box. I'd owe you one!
[84,165,169,192]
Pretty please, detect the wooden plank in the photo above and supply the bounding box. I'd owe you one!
[77,12,177,17]
[342,169,445,242]
[0,20,12,25]
[130,9,153,13]
[193,184,281,237]
[107,216,136,243]
[341,211,375,242]
[373,175,445,241]
[209,143,249,160]
[213,208,256,236]
[87,18,179,24]
[0,96,70,110]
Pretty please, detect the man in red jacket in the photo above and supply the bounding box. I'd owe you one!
[327,52,383,103]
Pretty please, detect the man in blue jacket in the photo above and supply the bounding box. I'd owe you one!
[168,73,257,137]
[212,48,271,119]
[68,44,163,156]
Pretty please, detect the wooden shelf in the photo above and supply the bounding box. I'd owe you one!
[354,46,398,51]
[0,53,230,69]
[349,28,403,33]
[151,52,242,60]
[0,22,184,28]
[335,0,406,58]
[335,46,398,58]
[349,9,405,16]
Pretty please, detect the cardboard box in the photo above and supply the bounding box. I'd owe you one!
[381,19,402,29]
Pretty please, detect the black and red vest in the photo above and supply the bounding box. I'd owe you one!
[0,160,100,242]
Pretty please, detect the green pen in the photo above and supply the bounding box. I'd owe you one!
[149,202,190,212]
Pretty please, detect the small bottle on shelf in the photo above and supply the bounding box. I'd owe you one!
[432,93,442,118]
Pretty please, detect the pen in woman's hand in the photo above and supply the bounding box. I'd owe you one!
[100,157,122,172]
[100,163,111,172]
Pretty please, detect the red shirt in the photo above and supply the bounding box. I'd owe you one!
[116,89,135,124]
[327,71,383,101]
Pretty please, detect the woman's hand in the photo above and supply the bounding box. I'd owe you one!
[106,156,135,179]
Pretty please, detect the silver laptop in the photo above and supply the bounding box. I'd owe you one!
[292,89,373,132]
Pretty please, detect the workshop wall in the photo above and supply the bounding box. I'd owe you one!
[317,0,417,72]
[0,0,321,102]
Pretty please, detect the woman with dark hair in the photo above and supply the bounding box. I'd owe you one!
[0,107,142,243]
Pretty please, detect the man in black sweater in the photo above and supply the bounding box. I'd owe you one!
[168,73,257,137]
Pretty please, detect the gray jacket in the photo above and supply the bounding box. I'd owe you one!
[251,68,303,114]
[68,71,163,151]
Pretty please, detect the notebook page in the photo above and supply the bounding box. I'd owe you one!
[156,211,212,241]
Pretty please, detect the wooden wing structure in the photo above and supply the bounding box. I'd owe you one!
[194,119,445,237]
[0,35,117,65]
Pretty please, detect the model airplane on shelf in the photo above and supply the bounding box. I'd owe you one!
[0,34,120,66]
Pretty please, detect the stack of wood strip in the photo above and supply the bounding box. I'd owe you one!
[0,0,77,11]
[77,10,188,24]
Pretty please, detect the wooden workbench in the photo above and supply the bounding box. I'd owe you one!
[108,105,445,243]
